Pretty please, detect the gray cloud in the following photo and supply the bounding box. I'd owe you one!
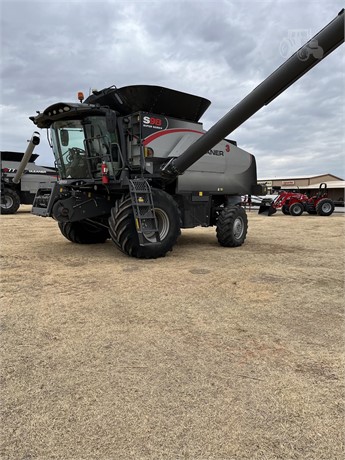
[1,0,344,178]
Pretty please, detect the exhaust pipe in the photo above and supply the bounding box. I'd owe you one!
[12,132,41,184]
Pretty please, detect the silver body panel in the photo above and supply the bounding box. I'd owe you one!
[139,113,255,194]
[1,159,56,194]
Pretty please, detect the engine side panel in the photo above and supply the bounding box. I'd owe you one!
[1,159,57,193]
[139,112,256,195]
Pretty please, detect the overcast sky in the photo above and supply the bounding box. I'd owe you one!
[1,0,344,178]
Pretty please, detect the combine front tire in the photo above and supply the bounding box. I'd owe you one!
[289,202,304,216]
[109,189,181,258]
[216,205,248,247]
[0,188,20,214]
[316,198,334,216]
[58,221,109,244]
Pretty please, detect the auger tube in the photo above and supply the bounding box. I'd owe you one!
[161,9,344,179]
[13,132,41,184]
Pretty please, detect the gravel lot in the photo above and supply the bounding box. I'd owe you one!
[1,206,344,459]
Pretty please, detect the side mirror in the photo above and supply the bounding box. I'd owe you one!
[60,129,69,146]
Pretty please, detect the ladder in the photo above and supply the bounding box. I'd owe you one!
[128,178,160,246]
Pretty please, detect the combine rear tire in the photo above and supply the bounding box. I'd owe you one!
[0,188,20,214]
[58,221,109,244]
[289,202,304,216]
[109,189,181,258]
[216,205,248,247]
[316,198,334,216]
[281,205,290,215]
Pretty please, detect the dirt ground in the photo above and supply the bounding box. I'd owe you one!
[1,205,344,460]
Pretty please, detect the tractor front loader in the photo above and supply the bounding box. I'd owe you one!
[259,183,335,216]
[24,9,344,258]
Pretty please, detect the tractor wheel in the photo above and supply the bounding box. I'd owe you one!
[281,205,290,215]
[108,189,181,258]
[289,202,304,216]
[0,188,20,215]
[58,220,109,244]
[316,198,334,216]
[216,205,248,247]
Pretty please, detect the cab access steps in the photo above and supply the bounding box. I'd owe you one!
[129,178,160,245]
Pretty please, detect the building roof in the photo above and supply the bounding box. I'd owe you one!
[284,181,345,189]
[259,173,343,181]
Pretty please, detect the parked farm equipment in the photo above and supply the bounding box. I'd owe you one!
[22,9,344,258]
[1,133,57,214]
[258,183,335,216]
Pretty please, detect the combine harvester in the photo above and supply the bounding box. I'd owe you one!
[0,145,56,214]
[19,9,344,257]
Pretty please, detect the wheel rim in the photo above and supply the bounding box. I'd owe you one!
[233,217,244,240]
[144,208,170,243]
[321,202,332,213]
[1,195,14,209]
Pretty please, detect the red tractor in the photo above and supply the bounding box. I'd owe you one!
[259,183,335,216]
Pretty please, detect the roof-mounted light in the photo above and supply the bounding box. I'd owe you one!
[78,92,84,103]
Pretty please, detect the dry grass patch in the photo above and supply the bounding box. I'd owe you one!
[1,207,344,459]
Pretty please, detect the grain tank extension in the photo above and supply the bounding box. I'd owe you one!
[28,10,344,258]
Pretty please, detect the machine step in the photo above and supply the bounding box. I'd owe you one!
[128,179,160,246]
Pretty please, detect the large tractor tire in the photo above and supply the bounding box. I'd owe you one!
[216,205,248,247]
[289,202,304,216]
[108,189,181,259]
[281,205,290,215]
[58,220,109,244]
[316,198,334,216]
[0,188,20,215]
